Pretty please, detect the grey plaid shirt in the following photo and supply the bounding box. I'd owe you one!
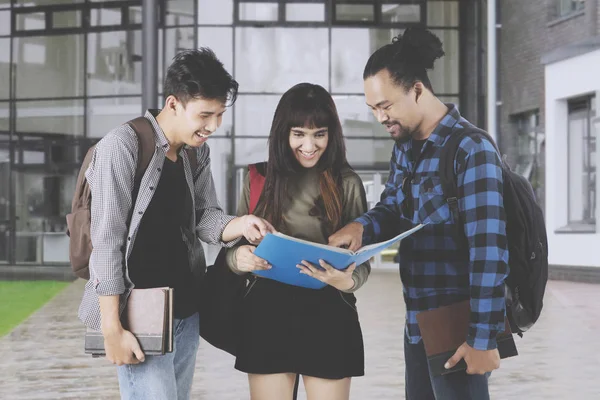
[78,110,239,331]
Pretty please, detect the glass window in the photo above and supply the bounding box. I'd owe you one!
[239,3,278,22]
[197,27,233,74]
[87,97,142,138]
[87,31,142,96]
[165,27,195,72]
[198,0,233,25]
[0,38,9,100]
[286,3,325,22]
[235,28,329,93]
[428,29,459,95]
[16,99,84,136]
[129,6,143,24]
[0,101,8,132]
[333,95,391,165]
[567,96,596,227]
[332,28,402,94]
[512,110,541,178]
[556,0,585,17]
[52,10,81,29]
[90,8,122,27]
[381,4,421,23]
[234,95,279,139]
[15,0,82,5]
[14,35,84,99]
[0,10,10,35]
[166,0,195,26]
[234,137,269,166]
[427,1,459,27]
[335,4,374,22]
[16,12,46,31]
[0,0,11,9]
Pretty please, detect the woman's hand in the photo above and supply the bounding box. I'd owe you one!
[296,260,356,291]
[235,245,271,272]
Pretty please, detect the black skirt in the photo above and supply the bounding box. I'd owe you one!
[234,277,365,379]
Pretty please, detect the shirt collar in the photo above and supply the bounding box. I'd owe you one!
[144,109,172,151]
[427,103,462,148]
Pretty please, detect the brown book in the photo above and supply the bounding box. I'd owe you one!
[416,300,518,376]
[85,287,174,357]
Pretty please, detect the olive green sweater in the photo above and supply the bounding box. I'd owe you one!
[226,166,371,293]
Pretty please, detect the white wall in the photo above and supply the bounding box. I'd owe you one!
[544,49,600,268]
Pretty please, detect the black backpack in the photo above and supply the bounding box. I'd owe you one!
[439,127,549,336]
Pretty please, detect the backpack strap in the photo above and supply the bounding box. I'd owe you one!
[439,127,501,245]
[248,162,267,214]
[127,116,156,182]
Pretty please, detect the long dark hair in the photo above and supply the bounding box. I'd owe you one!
[254,83,348,235]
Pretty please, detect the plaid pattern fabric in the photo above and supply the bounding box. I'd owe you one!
[356,105,509,351]
[78,110,239,331]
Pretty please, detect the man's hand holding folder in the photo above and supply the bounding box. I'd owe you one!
[416,300,518,377]
[444,342,500,375]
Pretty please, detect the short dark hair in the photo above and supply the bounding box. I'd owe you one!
[163,48,239,106]
[363,27,444,92]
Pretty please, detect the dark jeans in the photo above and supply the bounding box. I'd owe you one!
[404,334,490,400]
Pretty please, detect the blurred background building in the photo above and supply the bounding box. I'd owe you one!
[0,0,597,282]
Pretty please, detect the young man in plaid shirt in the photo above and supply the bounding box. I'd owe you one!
[329,27,509,400]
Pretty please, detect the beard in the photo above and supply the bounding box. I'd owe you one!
[383,121,412,144]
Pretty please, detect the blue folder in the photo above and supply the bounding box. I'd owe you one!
[252,224,424,289]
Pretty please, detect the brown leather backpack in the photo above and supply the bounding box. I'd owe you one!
[66,117,198,280]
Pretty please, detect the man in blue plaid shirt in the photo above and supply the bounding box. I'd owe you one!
[329,27,509,399]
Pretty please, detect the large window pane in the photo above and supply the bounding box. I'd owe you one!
[165,27,195,71]
[0,38,9,100]
[0,102,8,132]
[429,29,459,94]
[568,97,596,226]
[0,0,11,9]
[198,0,233,25]
[239,3,278,22]
[16,0,83,5]
[87,97,141,138]
[16,99,84,136]
[14,35,84,99]
[87,31,142,96]
[335,4,374,22]
[0,10,10,35]
[234,95,279,138]
[332,28,458,95]
[381,4,421,23]
[428,1,459,27]
[14,168,75,263]
[332,28,400,93]
[234,137,269,166]
[166,0,195,26]
[235,28,328,93]
[198,27,233,75]
[286,3,325,22]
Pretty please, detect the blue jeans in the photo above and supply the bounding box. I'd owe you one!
[404,334,490,400]
[117,313,200,400]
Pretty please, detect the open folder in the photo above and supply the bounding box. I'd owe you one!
[84,287,174,357]
[416,300,518,376]
[252,224,424,289]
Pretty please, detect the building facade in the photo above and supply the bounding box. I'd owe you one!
[500,0,600,279]
[0,0,486,266]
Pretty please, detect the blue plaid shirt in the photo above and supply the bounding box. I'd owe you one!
[356,105,509,351]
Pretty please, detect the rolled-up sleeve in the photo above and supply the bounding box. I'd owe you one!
[87,134,136,296]
[193,144,239,247]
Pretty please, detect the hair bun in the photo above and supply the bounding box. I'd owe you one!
[391,27,445,70]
